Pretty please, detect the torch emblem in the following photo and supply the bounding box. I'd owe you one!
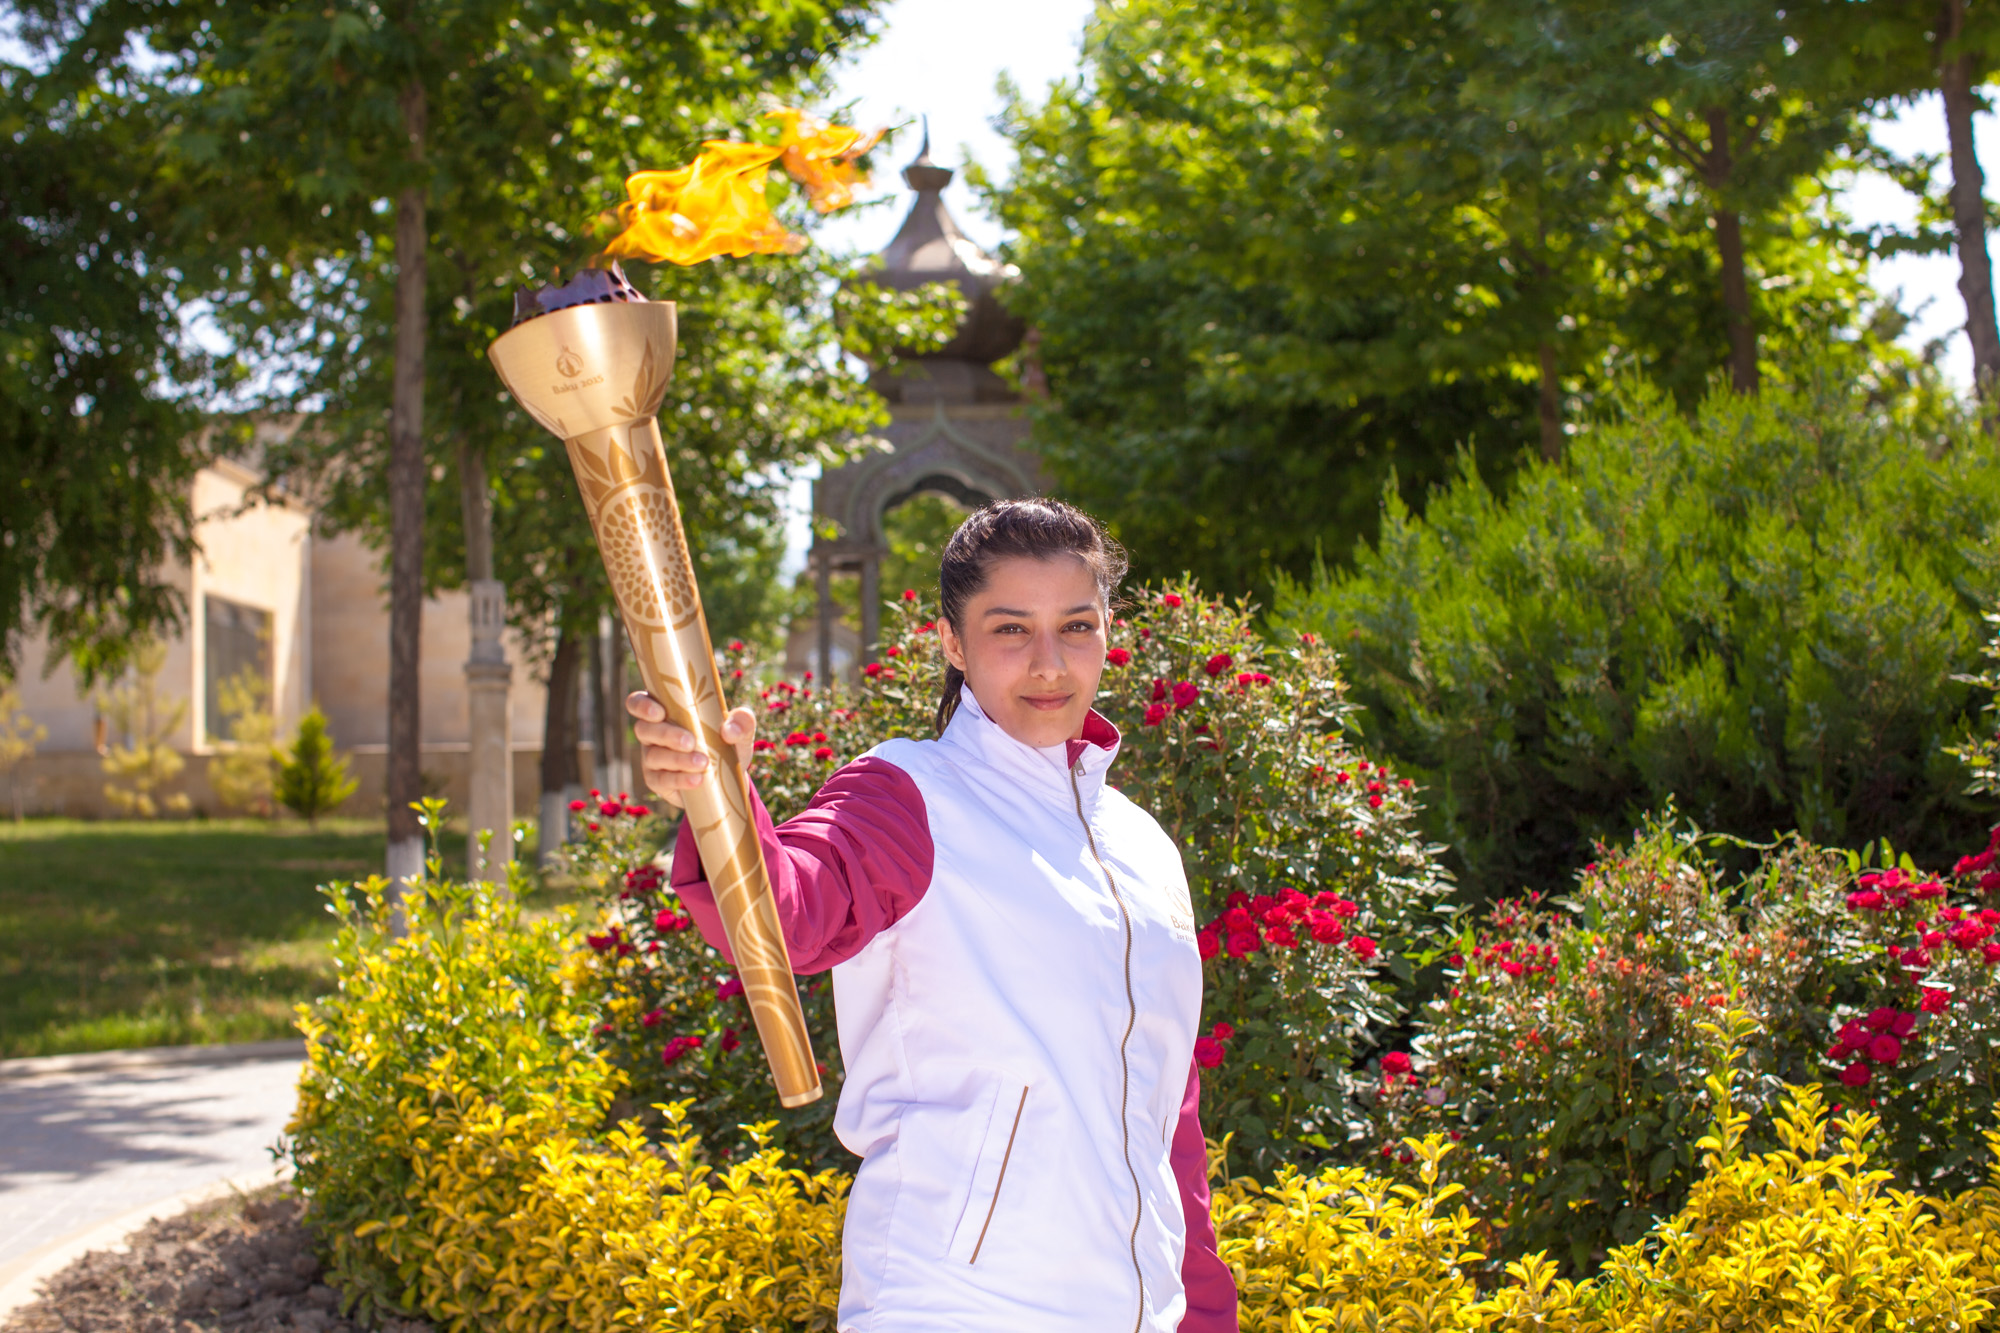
[554,345,583,379]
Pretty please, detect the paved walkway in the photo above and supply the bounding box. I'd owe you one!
[0,1043,304,1275]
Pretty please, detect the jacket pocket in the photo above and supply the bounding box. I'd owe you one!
[945,1081,1030,1264]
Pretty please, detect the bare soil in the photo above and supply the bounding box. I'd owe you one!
[3,1188,429,1333]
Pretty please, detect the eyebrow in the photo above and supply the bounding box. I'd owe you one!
[982,604,1101,618]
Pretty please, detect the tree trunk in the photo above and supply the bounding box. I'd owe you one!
[537,622,583,866]
[459,439,492,583]
[540,623,582,798]
[1704,107,1759,395]
[1940,0,2000,408]
[1537,340,1562,460]
[587,620,608,795]
[385,79,428,881]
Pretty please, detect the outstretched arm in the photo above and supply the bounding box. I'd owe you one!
[628,692,933,973]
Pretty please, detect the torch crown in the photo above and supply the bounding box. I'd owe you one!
[511,262,647,327]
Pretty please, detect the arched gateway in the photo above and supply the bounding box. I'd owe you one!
[808,135,1044,681]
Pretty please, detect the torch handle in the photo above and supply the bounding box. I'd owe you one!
[562,417,822,1108]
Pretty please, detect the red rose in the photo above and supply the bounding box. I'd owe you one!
[1205,653,1232,677]
[721,1027,742,1052]
[1839,1061,1872,1087]
[1921,987,1952,1014]
[885,646,902,658]
[1331,898,1358,919]
[1211,1022,1236,1041]
[1161,593,1184,608]
[902,588,918,601]
[1866,1034,1902,1064]
[1368,794,1384,808]
[1264,924,1299,948]
[753,738,776,751]
[1150,677,1168,703]
[716,975,745,1001]
[1225,930,1260,957]
[625,804,650,818]
[1106,647,1132,666]
[1142,703,1168,727]
[1348,934,1379,962]
[814,746,834,760]
[569,799,587,812]
[862,662,884,678]
[1865,1007,1900,1031]
[1172,680,1200,710]
[641,1009,665,1029]
[1912,879,1947,900]
[1192,1036,1225,1068]
[1308,914,1344,944]
[786,731,810,746]
[1197,929,1220,959]
[1381,1051,1413,1076]
[728,639,745,652]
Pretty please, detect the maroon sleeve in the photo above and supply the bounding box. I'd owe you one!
[1172,1061,1238,1332]
[669,754,933,974]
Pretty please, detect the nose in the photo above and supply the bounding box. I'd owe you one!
[1027,626,1066,681]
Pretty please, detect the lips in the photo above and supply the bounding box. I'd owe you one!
[1022,693,1073,711]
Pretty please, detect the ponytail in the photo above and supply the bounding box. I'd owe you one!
[932,499,1127,737]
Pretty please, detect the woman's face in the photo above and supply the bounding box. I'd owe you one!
[937,554,1107,750]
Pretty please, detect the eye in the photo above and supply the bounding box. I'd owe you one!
[1064,620,1099,634]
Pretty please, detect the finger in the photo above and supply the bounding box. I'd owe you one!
[642,751,708,789]
[624,691,665,724]
[640,743,708,774]
[631,718,702,753]
[720,707,756,744]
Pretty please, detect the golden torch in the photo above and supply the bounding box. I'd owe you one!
[487,111,881,1108]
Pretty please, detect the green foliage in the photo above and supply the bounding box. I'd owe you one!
[1275,367,2000,898]
[0,32,221,684]
[97,638,192,818]
[208,666,278,817]
[0,683,47,821]
[276,708,358,828]
[991,0,1906,598]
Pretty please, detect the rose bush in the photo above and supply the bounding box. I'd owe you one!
[564,581,1452,1171]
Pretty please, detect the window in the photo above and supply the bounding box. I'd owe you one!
[204,595,271,745]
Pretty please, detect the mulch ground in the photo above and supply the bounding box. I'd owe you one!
[3,1188,430,1333]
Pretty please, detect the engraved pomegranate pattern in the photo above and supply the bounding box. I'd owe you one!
[568,428,700,631]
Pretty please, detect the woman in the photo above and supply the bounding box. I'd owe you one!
[627,499,1237,1332]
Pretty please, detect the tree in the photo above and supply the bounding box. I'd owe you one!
[98,637,192,817]
[0,25,224,684]
[208,664,278,816]
[55,0,884,876]
[994,0,1891,597]
[277,707,360,828]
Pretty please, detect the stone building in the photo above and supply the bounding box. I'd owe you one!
[7,450,564,821]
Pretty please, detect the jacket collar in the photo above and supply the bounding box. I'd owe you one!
[944,687,1122,810]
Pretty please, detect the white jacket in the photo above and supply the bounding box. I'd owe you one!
[673,689,1235,1332]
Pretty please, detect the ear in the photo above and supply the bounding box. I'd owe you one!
[938,618,968,674]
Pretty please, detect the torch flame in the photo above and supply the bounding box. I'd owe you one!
[600,108,886,267]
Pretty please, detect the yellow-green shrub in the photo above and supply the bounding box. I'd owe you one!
[296,833,2000,1333]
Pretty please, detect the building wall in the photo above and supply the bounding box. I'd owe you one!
[6,463,577,821]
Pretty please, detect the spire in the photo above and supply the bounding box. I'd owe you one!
[902,114,954,194]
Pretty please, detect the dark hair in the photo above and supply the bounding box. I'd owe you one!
[934,498,1128,735]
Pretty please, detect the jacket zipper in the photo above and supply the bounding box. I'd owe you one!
[1071,759,1146,1333]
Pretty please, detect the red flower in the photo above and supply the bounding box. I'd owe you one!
[1839,1061,1872,1088]
[1299,631,1318,645]
[786,731,811,746]
[1106,647,1132,666]
[1192,1036,1226,1068]
[569,799,587,812]
[1172,680,1200,710]
[599,800,621,817]
[1309,913,1345,945]
[1204,653,1233,677]
[902,588,918,601]
[1150,677,1167,703]
[1211,1022,1236,1041]
[1142,703,1168,727]
[641,1008,665,1028]
[1912,879,1948,900]
[1867,1034,1902,1064]
[1846,890,1886,912]
[1224,930,1260,957]
[1381,1051,1413,1076]
[721,1027,742,1052]
[716,975,745,1001]
[1985,943,2000,964]
[1161,593,1184,608]
[624,804,650,818]
[728,639,745,652]
[1235,671,1272,687]
[862,662,884,678]
[1368,794,1384,809]
[1348,934,1379,962]
[753,738,776,751]
[662,1034,705,1065]
[1984,870,2000,892]
[654,909,693,933]
[1921,987,1952,1014]
[587,822,601,833]
[814,746,835,760]
[1264,924,1299,948]
[1197,929,1220,959]
[885,646,902,658]
[1328,897,1358,919]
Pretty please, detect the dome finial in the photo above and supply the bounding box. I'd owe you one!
[903,115,953,192]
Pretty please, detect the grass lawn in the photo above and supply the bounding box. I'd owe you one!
[0,816,479,1058]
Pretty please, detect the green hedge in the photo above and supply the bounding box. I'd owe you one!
[1275,367,2000,898]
